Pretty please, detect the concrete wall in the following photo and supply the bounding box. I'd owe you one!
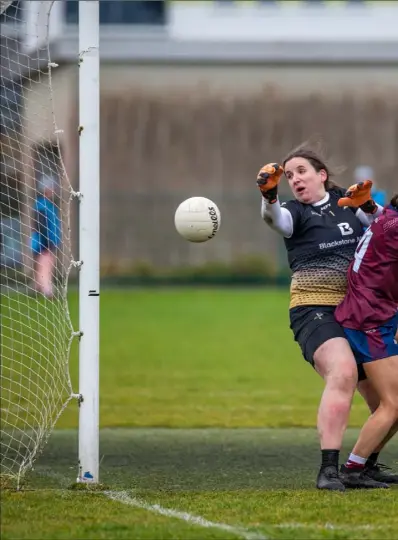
[97,63,398,99]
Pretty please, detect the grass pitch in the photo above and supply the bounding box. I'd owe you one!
[1,289,397,539]
[2,428,398,539]
[61,288,372,429]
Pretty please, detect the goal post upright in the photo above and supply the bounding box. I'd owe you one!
[77,0,100,483]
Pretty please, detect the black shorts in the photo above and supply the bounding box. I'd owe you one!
[289,305,366,381]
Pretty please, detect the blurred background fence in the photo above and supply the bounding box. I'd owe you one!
[97,89,398,281]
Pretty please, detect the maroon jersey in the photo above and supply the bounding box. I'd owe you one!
[335,206,398,330]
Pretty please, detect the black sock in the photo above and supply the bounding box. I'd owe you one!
[321,449,339,469]
[367,452,379,466]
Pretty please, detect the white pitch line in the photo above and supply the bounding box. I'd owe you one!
[275,522,378,531]
[104,490,267,540]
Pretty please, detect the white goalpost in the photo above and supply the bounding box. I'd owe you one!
[0,0,100,487]
[77,0,100,485]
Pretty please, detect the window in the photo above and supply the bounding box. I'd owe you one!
[0,173,21,217]
[65,0,166,25]
[0,0,23,23]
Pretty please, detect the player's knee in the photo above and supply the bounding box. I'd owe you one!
[327,364,358,394]
[380,398,398,420]
[392,404,398,421]
[323,376,356,419]
[326,396,352,418]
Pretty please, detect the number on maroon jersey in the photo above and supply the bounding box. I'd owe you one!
[353,228,373,273]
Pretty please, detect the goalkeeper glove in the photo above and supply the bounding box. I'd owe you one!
[257,163,284,204]
[337,180,377,214]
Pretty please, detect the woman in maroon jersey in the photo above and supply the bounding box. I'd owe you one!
[257,143,391,491]
[334,193,398,488]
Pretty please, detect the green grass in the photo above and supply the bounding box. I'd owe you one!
[60,288,371,429]
[1,289,398,539]
[2,428,398,539]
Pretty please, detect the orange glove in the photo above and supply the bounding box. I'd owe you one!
[256,163,284,204]
[337,180,377,213]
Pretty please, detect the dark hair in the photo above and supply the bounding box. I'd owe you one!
[391,194,398,209]
[283,143,342,192]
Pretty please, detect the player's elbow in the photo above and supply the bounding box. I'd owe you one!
[262,212,273,226]
[261,202,274,224]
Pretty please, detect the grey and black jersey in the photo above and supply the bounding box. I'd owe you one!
[282,189,364,309]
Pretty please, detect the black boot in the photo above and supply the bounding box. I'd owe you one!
[340,465,390,489]
[316,465,346,491]
[364,462,398,484]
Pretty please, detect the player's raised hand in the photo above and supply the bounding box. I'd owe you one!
[338,180,377,213]
[257,163,284,204]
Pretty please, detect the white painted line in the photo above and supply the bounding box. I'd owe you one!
[275,522,378,531]
[104,490,267,540]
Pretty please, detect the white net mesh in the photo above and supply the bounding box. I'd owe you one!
[0,0,75,486]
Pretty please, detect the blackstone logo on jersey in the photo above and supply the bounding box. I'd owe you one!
[207,206,219,239]
[337,222,354,236]
[319,236,362,250]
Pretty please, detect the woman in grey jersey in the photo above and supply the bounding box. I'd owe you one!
[257,145,391,491]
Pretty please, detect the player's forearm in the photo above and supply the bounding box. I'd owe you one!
[355,203,384,227]
[261,198,294,238]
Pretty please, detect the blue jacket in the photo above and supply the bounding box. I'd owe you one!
[31,196,61,253]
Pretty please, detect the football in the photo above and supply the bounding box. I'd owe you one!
[174,197,221,243]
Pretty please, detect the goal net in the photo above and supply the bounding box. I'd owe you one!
[0,0,75,487]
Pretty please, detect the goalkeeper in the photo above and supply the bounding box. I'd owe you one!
[257,144,393,491]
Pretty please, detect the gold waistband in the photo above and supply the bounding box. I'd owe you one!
[289,270,347,309]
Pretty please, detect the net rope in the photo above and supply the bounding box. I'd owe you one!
[1,0,75,487]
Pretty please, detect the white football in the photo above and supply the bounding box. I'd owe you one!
[174,197,221,243]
